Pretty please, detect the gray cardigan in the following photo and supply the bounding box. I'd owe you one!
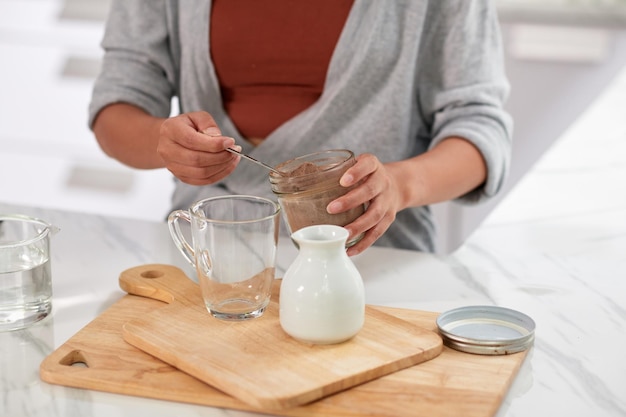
[89,0,513,252]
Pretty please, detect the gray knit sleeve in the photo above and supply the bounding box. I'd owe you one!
[88,0,177,128]
[418,0,513,204]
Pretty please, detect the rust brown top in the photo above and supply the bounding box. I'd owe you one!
[210,0,353,141]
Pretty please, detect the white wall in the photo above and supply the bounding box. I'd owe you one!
[433,18,626,254]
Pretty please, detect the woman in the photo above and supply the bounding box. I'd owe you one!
[89,0,512,256]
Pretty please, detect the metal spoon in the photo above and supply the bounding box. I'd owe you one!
[225,147,286,176]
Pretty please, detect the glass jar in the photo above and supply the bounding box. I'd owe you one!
[269,149,365,247]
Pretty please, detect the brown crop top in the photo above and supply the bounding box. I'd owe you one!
[210,0,353,143]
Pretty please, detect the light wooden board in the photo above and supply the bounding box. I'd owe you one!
[118,264,443,409]
[40,264,529,417]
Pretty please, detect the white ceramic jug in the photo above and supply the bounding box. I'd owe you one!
[280,225,365,344]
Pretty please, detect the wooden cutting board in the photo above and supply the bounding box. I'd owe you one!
[40,264,529,417]
[117,264,443,410]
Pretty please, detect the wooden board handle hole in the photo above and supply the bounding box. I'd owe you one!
[140,270,165,279]
[59,350,89,368]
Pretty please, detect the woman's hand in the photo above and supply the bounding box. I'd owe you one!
[327,138,488,256]
[326,153,406,257]
[157,111,241,185]
[93,104,241,183]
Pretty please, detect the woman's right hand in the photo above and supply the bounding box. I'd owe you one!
[157,111,241,185]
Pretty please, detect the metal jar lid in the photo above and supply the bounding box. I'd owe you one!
[436,305,535,355]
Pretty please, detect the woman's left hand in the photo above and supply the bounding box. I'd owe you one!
[327,138,488,256]
[326,153,406,256]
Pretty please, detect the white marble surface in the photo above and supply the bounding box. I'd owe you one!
[2,68,626,417]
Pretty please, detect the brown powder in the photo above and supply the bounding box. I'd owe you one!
[279,161,363,233]
[286,162,322,177]
[283,197,364,232]
[270,150,365,247]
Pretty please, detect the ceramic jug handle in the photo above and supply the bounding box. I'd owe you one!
[167,210,195,267]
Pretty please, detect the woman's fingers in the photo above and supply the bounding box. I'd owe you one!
[326,153,405,256]
[157,111,240,184]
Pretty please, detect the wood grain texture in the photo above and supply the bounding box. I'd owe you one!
[40,264,528,417]
[118,264,443,409]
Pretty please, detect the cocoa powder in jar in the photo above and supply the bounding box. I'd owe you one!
[285,161,322,177]
[269,149,365,247]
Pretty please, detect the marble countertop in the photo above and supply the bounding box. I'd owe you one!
[2,79,626,417]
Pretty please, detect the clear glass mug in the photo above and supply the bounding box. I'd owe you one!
[0,214,59,331]
[167,195,280,321]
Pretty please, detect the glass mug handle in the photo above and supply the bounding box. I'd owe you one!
[167,210,196,266]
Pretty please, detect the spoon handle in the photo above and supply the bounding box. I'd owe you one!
[225,147,284,176]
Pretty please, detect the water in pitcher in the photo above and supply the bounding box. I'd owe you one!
[0,255,52,331]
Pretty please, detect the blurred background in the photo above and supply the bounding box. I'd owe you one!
[0,0,174,224]
[1,0,625,253]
